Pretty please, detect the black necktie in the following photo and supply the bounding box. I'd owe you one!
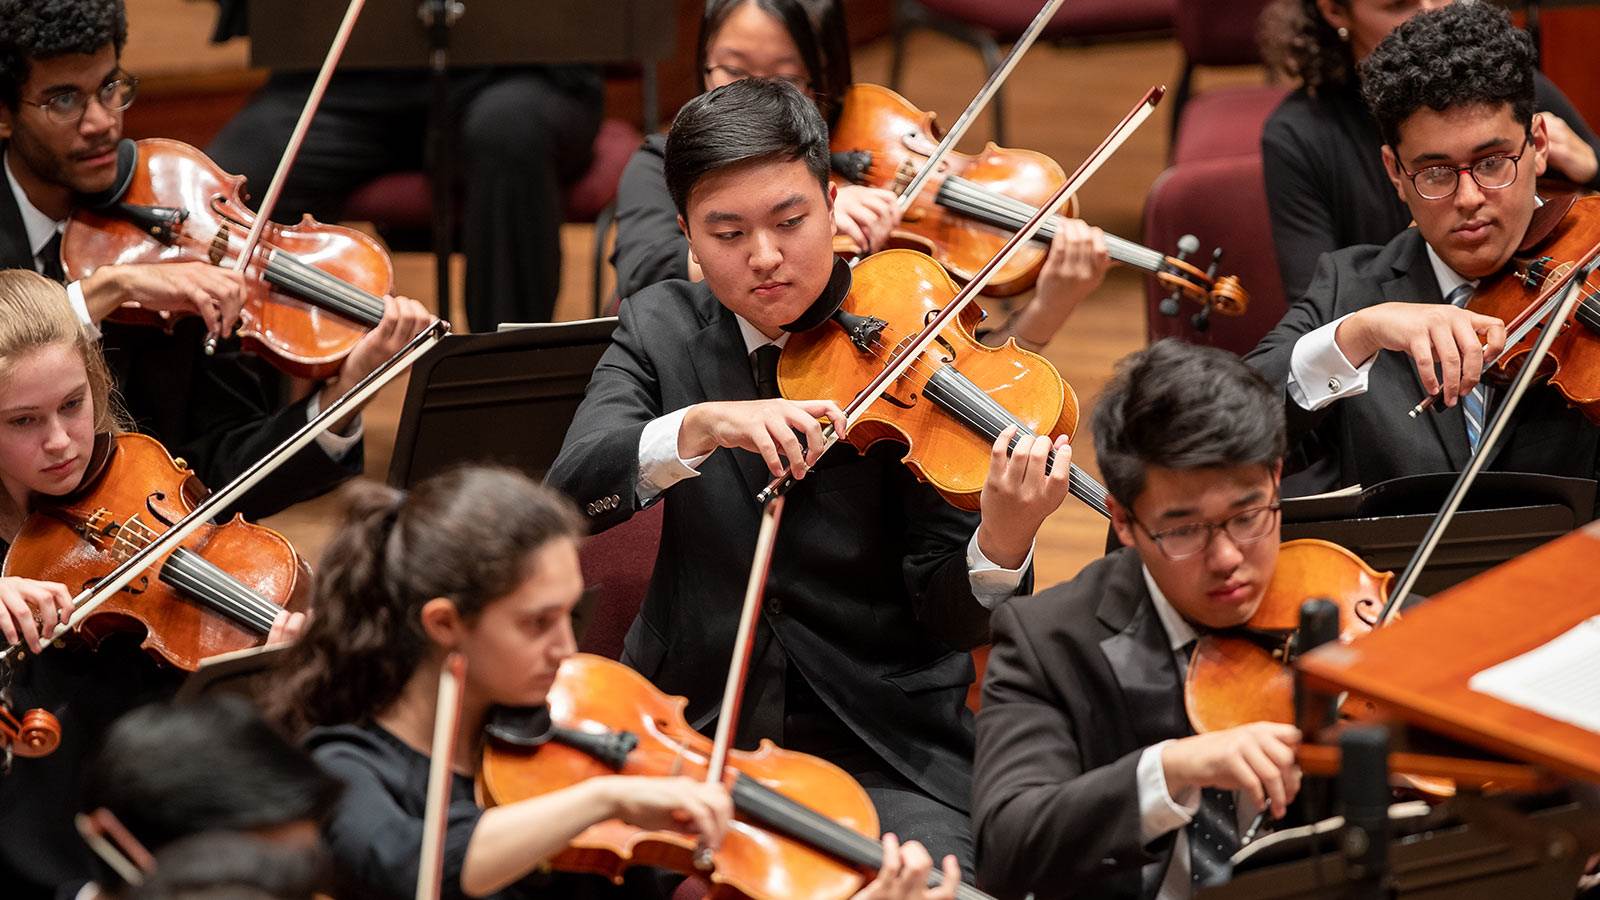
[751,344,781,400]
[1189,787,1240,887]
[38,231,65,283]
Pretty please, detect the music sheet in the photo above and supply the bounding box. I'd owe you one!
[1468,616,1600,735]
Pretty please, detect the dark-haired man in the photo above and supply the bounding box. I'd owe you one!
[0,0,433,518]
[1246,2,1600,499]
[974,339,1303,900]
[549,77,1075,875]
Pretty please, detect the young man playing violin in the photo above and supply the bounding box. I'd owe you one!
[0,0,432,519]
[973,339,1303,900]
[548,77,1075,878]
[1246,2,1600,504]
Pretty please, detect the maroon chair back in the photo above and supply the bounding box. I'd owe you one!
[1175,0,1273,66]
[1143,153,1287,356]
[576,502,664,660]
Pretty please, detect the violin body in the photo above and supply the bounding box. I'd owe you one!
[831,84,1077,297]
[1184,539,1392,734]
[479,654,879,900]
[778,250,1075,510]
[62,139,392,379]
[1467,194,1600,423]
[2,433,309,671]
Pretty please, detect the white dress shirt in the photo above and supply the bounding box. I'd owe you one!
[1285,245,1476,411]
[4,150,360,459]
[635,313,1031,608]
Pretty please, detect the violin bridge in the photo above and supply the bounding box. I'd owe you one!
[74,509,157,562]
[209,225,232,266]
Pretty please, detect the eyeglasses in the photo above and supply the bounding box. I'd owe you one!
[1393,134,1529,201]
[703,65,810,91]
[1132,500,1281,561]
[23,74,139,126]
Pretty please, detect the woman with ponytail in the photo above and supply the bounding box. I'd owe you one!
[274,466,960,900]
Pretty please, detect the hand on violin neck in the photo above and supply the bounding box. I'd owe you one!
[84,262,246,339]
[1541,112,1598,185]
[679,399,848,479]
[1007,218,1109,350]
[976,427,1072,569]
[265,608,308,647]
[832,184,900,255]
[318,294,436,433]
[1161,723,1303,821]
[1334,301,1506,407]
[851,833,961,900]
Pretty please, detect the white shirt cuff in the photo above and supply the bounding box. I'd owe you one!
[65,281,101,340]
[1138,740,1199,845]
[307,391,362,460]
[966,532,1031,609]
[1287,313,1374,410]
[637,407,710,504]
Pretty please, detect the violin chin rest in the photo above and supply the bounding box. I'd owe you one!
[783,257,853,333]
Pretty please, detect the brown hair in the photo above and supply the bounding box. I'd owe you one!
[268,467,583,735]
[0,268,123,435]
[1259,0,1354,95]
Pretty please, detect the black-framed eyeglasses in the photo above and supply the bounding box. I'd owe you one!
[703,65,810,91]
[1393,134,1529,201]
[1131,499,1281,561]
[23,74,139,126]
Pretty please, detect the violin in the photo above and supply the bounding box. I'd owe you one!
[0,698,61,762]
[778,249,1111,518]
[479,653,992,900]
[61,138,392,380]
[829,83,1248,318]
[1458,192,1600,423]
[2,432,310,671]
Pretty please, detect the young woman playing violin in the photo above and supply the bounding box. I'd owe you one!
[610,0,1110,347]
[0,269,305,899]
[267,467,961,900]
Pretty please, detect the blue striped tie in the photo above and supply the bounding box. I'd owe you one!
[1447,283,1486,455]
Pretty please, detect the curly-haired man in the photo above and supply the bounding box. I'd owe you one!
[1246,1,1600,509]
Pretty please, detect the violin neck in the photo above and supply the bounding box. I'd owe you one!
[261,249,386,328]
[933,175,1165,274]
[159,548,280,635]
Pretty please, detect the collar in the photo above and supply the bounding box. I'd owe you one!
[734,314,789,355]
[1423,243,1476,302]
[1140,564,1198,653]
[3,150,64,260]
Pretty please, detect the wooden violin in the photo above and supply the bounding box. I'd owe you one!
[778,249,1111,518]
[2,433,309,671]
[61,138,392,380]
[480,654,994,900]
[830,83,1248,318]
[0,697,60,761]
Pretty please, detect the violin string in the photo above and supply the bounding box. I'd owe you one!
[177,552,283,632]
[160,549,280,634]
[936,177,1168,272]
[169,229,387,325]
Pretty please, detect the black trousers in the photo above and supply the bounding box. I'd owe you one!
[207,67,603,331]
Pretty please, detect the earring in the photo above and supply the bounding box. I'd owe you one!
[1337,26,1350,41]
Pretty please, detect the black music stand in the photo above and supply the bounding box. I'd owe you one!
[1280,472,1595,595]
[386,317,616,488]
[246,0,678,310]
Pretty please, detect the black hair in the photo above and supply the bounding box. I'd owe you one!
[665,76,831,222]
[696,0,852,127]
[1360,2,1536,148]
[0,0,127,109]
[267,467,583,735]
[1091,339,1287,509]
[1258,0,1352,95]
[119,832,326,900]
[81,697,341,887]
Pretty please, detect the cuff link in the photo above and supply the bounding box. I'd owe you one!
[1327,376,1342,393]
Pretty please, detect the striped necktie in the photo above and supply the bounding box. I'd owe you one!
[1446,283,1487,455]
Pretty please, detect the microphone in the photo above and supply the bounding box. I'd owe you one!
[1338,726,1391,898]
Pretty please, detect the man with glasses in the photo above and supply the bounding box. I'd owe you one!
[974,339,1302,900]
[1247,2,1599,502]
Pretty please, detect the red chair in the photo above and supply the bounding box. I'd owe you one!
[1168,0,1275,139]
[1170,84,1288,165]
[1142,153,1286,356]
[889,0,1175,145]
[575,502,664,661]
[341,117,644,315]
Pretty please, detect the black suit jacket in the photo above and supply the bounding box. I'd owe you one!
[1244,227,1600,503]
[974,548,1184,900]
[546,279,1001,811]
[0,178,360,519]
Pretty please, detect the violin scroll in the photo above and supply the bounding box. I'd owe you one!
[2,702,62,760]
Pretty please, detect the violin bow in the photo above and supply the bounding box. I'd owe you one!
[887,0,1067,220]
[1380,250,1600,621]
[417,653,467,900]
[0,321,449,664]
[75,807,157,887]
[204,0,368,355]
[758,85,1165,503]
